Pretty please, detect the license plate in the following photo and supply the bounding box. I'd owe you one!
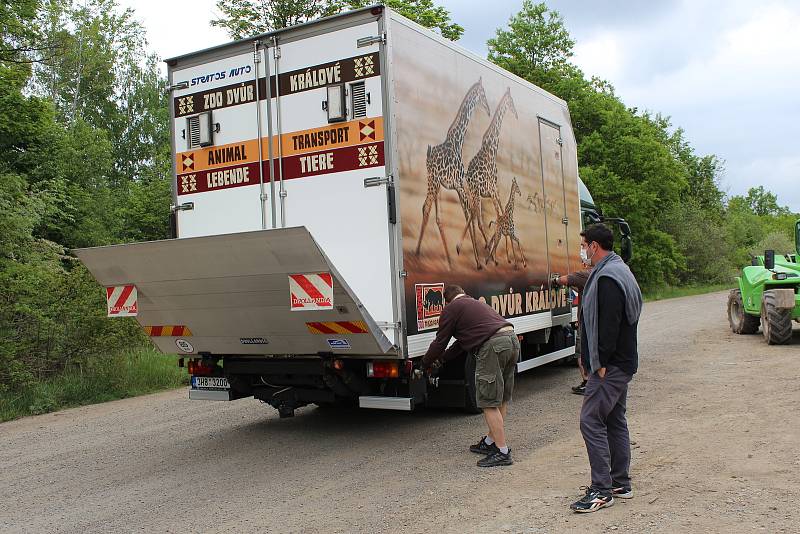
[192,376,230,389]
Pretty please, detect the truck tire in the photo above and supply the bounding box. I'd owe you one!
[728,289,759,334]
[463,354,482,414]
[761,290,793,345]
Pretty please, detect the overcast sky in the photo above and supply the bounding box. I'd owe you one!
[124,0,800,211]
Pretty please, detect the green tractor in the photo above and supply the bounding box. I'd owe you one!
[728,219,800,344]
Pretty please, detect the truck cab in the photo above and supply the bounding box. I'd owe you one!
[578,177,633,263]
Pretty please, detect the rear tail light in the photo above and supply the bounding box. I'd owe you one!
[187,359,215,376]
[366,361,399,378]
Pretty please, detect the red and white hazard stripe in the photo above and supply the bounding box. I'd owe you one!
[289,273,334,311]
[106,285,138,317]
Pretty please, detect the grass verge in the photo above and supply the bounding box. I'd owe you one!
[0,348,188,423]
[644,283,731,302]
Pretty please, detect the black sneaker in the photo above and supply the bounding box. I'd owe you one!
[469,436,499,455]
[571,380,587,395]
[611,485,633,499]
[570,487,614,513]
[477,449,513,467]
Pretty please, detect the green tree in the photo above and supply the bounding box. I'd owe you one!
[347,0,463,40]
[487,0,574,83]
[0,0,44,65]
[30,0,171,244]
[0,5,134,391]
[743,185,790,217]
[667,127,725,216]
[751,231,795,256]
[663,200,734,284]
[212,0,463,40]
[211,0,342,40]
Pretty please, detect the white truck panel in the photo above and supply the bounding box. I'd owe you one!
[175,186,263,238]
[283,165,393,325]
[271,23,380,73]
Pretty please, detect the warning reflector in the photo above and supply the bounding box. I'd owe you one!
[144,325,192,337]
[306,321,368,334]
[289,272,334,311]
[106,285,138,317]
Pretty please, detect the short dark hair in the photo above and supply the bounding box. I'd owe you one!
[444,285,465,303]
[580,224,613,251]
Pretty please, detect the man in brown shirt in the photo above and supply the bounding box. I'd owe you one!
[420,284,520,467]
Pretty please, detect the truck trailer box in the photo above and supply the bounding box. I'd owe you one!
[75,5,583,414]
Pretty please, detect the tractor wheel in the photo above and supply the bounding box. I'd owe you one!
[761,290,793,345]
[727,289,759,334]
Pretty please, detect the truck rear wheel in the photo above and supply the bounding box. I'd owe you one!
[728,289,759,334]
[761,290,793,345]
[463,354,482,414]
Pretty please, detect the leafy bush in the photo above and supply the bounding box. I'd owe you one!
[0,247,147,392]
[751,231,796,257]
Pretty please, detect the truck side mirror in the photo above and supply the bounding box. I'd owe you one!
[764,249,775,270]
[618,221,631,237]
[620,235,633,264]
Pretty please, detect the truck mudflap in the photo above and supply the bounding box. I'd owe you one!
[74,227,396,357]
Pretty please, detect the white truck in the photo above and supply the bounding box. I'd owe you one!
[76,5,629,417]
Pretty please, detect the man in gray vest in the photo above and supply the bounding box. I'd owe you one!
[419,285,520,467]
[570,224,642,513]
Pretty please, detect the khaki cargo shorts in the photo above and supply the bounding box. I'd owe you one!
[474,331,520,408]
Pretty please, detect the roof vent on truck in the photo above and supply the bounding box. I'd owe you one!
[351,81,367,118]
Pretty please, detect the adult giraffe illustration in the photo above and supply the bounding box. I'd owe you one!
[455,88,518,262]
[414,78,491,268]
[486,177,527,270]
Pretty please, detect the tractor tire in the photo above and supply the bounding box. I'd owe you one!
[727,289,759,334]
[761,290,793,345]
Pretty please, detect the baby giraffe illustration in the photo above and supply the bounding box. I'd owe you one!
[487,177,527,270]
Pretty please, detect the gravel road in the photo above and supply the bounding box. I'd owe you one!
[1,291,798,533]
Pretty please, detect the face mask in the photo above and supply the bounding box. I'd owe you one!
[580,246,589,264]
[581,243,595,265]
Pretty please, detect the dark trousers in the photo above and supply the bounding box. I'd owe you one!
[580,365,633,491]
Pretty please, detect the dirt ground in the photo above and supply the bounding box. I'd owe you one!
[1,291,798,533]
